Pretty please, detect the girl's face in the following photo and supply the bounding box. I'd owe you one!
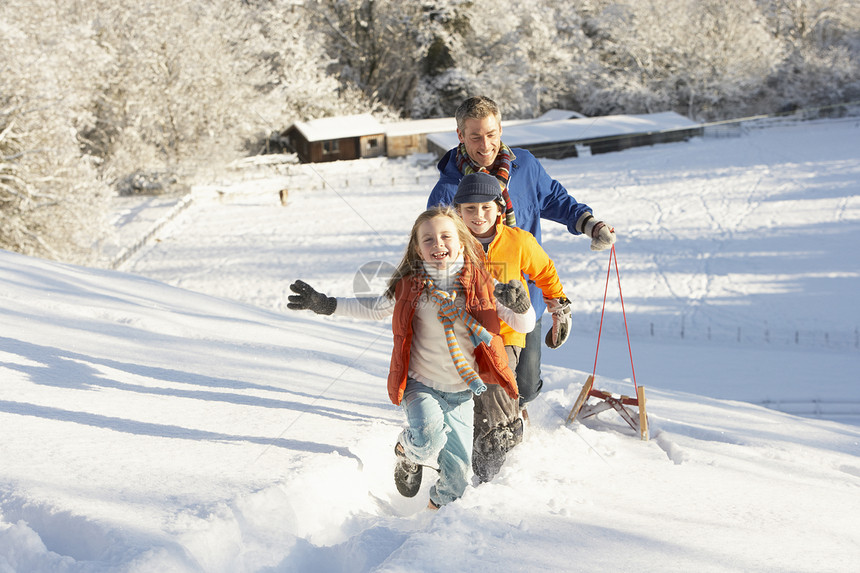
[458,201,500,238]
[416,216,465,270]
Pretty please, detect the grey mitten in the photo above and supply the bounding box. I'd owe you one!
[494,280,531,314]
[544,296,572,349]
[576,212,617,251]
[287,280,336,315]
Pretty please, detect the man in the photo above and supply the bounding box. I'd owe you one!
[428,95,616,408]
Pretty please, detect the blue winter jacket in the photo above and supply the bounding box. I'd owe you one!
[428,146,594,318]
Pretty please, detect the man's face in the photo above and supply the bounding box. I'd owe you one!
[457,115,502,169]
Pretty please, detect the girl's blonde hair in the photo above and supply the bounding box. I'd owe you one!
[386,205,485,299]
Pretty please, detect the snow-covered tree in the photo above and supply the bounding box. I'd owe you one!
[408,0,593,118]
[756,0,860,113]
[1,0,111,264]
[306,0,434,116]
[242,0,377,127]
[75,1,270,177]
[577,0,786,120]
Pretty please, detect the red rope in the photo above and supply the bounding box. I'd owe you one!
[613,246,638,393]
[591,244,638,393]
[591,246,613,381]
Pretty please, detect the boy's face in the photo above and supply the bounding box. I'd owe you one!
[458,201,500,239]
[457,115,502,168]
[416,216,464,270]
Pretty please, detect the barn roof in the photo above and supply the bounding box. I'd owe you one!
[290,114,384,142]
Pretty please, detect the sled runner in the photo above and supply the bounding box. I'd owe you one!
[567,375,648,440]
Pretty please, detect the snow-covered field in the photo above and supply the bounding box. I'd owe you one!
[1,118,859,571]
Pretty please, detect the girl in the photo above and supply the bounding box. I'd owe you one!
[287,206,534,509]
[452,172,571,482]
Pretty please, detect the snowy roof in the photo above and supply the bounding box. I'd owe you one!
[383,117,456,137]
[290,114,384,142]
[428,111,699,150]
[498,109,586,128]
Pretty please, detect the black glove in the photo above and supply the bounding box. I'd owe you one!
[494,280,531,313]
[287,280,336,315]
[544,296,572,349]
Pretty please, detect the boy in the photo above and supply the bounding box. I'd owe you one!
[452,172,572,482]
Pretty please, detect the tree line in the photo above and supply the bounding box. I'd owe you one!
[2,0,858,263]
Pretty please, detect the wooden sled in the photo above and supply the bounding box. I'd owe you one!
[565,245,648,441]
[566,375,649,441]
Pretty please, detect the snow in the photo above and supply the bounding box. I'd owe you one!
[2,118,860,572]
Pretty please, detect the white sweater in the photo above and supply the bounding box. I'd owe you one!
[334,259,535,393]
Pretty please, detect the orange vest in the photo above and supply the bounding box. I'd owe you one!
[386,259,518,405]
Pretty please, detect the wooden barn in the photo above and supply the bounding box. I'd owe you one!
[427,111,702,159]
[284,114,386,163]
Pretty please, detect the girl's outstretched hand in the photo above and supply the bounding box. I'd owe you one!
[288,280,337,315]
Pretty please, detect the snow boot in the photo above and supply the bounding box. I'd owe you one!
[473,441,504,483]
[473,418,525,483]
[473,428,507,483]
[394,442,422,497]
[508,417,524,450]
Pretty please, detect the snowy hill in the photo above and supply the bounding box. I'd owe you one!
[2,118,860,572]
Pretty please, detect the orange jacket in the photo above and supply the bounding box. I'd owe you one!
[484,218,566,347]
[386,259,518,406]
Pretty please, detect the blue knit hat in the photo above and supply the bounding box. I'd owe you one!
[452,172,502,205]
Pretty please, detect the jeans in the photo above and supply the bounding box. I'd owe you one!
[399,378,474,506]
[516,321,544,406]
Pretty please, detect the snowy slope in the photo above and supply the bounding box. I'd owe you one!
[1,118,859,572]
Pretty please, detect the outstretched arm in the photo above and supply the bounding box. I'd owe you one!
[287,280,393,320]
[287,280,336,315]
